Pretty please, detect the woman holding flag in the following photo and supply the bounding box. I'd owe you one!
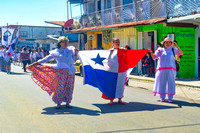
[27,36,79,109]
[78,38,148,106]
[101,37,126,105]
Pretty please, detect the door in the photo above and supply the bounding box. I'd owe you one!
[198,38,200,77]
[144,31,157,75]
[97,34,102,50]
[128,36,136,49]
[113,31,124,47]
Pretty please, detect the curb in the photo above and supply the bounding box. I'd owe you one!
[128,75,200,101]
[129,76,200,89]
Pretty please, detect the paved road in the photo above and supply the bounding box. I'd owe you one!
[0,65,200,133]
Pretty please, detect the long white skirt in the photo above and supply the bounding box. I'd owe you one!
[153,69,176,96]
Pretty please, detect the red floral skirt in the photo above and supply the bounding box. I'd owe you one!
[27,65,75,104]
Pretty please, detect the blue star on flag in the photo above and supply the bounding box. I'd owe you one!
[91,53,106,66]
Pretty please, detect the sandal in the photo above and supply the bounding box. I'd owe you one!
[108,102,113,105]
[160,99,165,102]
[118,101,125,105]
[168,99,173,103]
[56,104,61,109]
[66,103,72,108]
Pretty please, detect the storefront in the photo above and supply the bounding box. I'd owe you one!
[134,23,196,78]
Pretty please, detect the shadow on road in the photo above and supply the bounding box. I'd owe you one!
[9,72,27,75]
[100,123,200,133]
[93,102,178,114]
[41,106,100,116]
[41,101,197,116]
[168,100,200,108]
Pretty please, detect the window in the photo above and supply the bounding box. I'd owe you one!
[88,1,95,13]
[104,0,111,9]
[123,0,133,5]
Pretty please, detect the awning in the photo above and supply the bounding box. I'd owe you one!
[167,13,200,26]
[67,17,167,33]
[45,21,65,27]
[46,18,167,34]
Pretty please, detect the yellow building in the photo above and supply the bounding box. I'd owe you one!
[87,31,112,50]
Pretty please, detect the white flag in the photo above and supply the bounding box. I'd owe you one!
[1,27,15,46]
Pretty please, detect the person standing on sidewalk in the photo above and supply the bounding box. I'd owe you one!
[173,40,181,79]
[27,36,79,109]
[125,45,131,86]
[148,37,183,103]
[20,47,31,72]
[143,52,154,77]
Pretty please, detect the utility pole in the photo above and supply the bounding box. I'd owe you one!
[67,0,69,20]
[70,2,72,18]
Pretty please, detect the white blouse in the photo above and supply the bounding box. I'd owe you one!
[38,46,76,75]
[154,46,178,71]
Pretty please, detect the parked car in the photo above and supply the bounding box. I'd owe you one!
[75,57,83,76]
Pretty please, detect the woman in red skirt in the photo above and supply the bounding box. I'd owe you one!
[27,36,78,109]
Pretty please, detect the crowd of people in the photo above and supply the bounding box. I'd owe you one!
[0,45,49,74]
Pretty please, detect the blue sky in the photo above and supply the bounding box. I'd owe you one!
[0,0,81,26]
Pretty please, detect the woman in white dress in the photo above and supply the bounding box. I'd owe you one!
[149,37,183,103]
[27,36,78,109]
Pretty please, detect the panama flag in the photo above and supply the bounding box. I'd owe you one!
[79,49,148,98]
[1,27,15,46]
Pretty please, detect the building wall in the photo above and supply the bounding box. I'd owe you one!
[112,27,137,49]
[87,31,112,50]
[17,25,61,49]
[19,26,61,40]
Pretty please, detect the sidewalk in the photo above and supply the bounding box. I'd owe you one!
[128,75,200,101]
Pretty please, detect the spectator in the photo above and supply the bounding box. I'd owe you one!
[20,47,31,72]
[144,52,154,77]
[36,47,44,61]
[173,40,180,79]
[125,45,131,86]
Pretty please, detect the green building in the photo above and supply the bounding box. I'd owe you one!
[134,23,195,78]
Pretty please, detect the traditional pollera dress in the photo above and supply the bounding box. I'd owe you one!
[27,46,76,104]
[153,46,178,99]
